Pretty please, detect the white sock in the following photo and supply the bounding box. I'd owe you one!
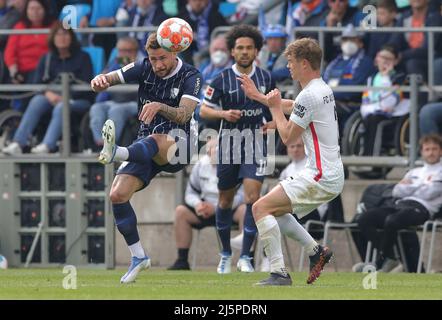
[128,241,145,259]
[256,215,287,276]
[276,214,316,247]
[304,240,320,257]
[114,146,129,162]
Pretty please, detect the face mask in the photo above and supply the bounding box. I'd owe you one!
[341,41,359,57]
[211,50,229,67]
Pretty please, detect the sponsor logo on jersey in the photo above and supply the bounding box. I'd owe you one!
[294,102,305,118]
[194,77,201,95]
[241,108,263,117]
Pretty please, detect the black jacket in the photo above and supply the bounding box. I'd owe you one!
[33,49,94,102]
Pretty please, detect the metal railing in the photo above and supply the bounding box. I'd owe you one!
[1,25,441,168]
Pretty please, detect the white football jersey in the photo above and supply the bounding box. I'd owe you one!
[289,77,344,194]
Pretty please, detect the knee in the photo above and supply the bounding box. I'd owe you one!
[53,103,63,116]
[384,215,399,231]
[252,200,265,221]
[218,196,233,209]
[244,192,260,205]
[175,205,188,221]
[109,187,131,204]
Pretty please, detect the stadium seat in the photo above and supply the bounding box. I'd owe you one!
[83,46,105,76]
[107,47,118,66]
[59,4,91,29]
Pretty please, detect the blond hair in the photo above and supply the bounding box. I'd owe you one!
[284,38,322,71]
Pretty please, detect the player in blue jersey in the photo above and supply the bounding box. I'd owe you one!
[200,25,275,274]
[91,33,202,283]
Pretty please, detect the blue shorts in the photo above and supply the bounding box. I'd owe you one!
[217,163,265,190]
[116,135,191,190]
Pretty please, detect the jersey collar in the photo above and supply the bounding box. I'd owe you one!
[162,57,183,80]
[232,62,256,78]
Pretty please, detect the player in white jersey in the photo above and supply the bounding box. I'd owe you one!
[239,38,344,285]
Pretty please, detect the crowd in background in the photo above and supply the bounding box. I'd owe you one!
[0,0,441,157]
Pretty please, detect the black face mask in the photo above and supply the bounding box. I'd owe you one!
[117,56,131,66]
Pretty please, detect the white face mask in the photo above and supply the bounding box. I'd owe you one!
[341,41,359,57]
[211,50,229,67]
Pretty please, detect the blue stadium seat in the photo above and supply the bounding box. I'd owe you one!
[107,47,118,66]
[59,4,91,29]
[83,46,105,76]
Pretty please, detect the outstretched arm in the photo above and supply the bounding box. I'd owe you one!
[91,70,123,92]
[138,97,198,125]
[237,74,295,114]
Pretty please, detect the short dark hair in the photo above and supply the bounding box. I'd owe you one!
[47,21,80,54]
[145,32,162,51]
[377,0,398,12]
[420,134,442,149]
[225,25,263,51]
[21,0,53,28]
[379,44,398,58]
[284,38,322,71]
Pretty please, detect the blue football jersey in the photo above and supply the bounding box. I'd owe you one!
[202,63,274,131]
[117,57,202,137]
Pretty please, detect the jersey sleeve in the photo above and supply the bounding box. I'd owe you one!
[202,74,223,109]
[116,60,144,84]
[289,90,315,129]
[181,70,202,103]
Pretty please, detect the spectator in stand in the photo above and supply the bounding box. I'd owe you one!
[388,0,442,81]
[286,0,329,40]
[357,134,442,272]
[0,0,26,51]
[179,0,228,66]
[2,22,93,155]
[321,0,365,62]
[420,102,442,135]
[322,24,375,135]
[168,138,246,270]
[79,0,122,58]
[4,0,55,84]
[365,0,398,59]
[359,45,408,156]
[115,0,168,56]
[88,37,139,150]
[257,24,291,84]
[195,34,232,129]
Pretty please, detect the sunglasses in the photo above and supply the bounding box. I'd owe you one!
[330,0,347,3]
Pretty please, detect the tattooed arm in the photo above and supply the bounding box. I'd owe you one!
[138,97,198,125]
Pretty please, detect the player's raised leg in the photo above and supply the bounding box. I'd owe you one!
[110,174,151,283]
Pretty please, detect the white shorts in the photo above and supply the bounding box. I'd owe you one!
[280,172,341,219]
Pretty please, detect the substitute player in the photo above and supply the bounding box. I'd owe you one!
[239,38,344,285]
[200,25,275,274]
[91,33,202,283]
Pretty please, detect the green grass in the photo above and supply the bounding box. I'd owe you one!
[0,268,442,300]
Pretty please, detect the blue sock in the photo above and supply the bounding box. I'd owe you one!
[241,204,257,257]
[127,136,159,164]
[216,207,233,255]
[113,202,139,246]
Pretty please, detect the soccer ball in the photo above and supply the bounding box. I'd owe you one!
[0,254,7,269]
[157,18,193,53]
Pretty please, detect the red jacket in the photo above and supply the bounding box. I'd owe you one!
[4,21,51,73]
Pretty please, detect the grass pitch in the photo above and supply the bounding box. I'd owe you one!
[0,268,441,300]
